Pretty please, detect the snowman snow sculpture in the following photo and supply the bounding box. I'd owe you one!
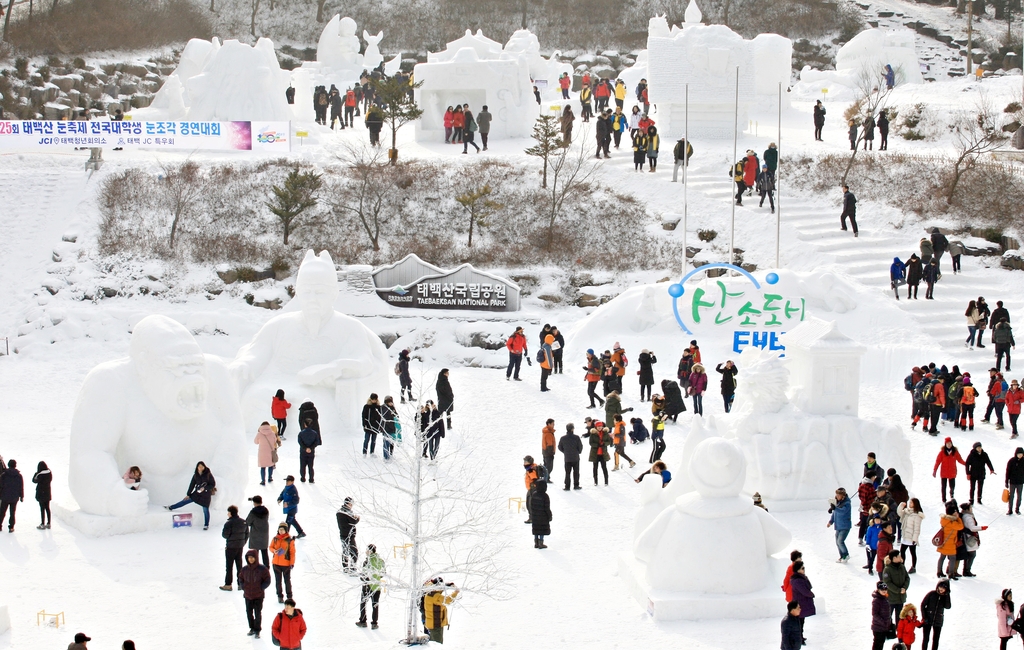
[634,437,791,595]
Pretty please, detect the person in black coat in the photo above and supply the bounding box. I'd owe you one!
[32,461,52,530]
[381,396,398,460]
[920,579,951,650]
[336,497,360,573]
[361,394,383,457]
[661,379,687,422]
[296,420,322,484]
[840,184,858,236]
[905,253,923,300]
[297,402,320,434]
[877,110,889,150]
[715,361,739,413]
[420,401,444,460]
[637,350,657,401]
[781,600,803,650]
[964,442,995,505]
[329,87,343,130]
[551,326,565,374]
[530,480,551,549]
[813,100,826,141]
[221,504,250,590]
[595,114,611,158]
[0,459,25,532]
[558,423,584,491]
[435,369,454,430]
[246,496,271,566]
[930,228,949,273]
[398,349,414,403]
[166,461,216,529]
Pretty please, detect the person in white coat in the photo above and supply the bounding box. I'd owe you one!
[897,497,925,574]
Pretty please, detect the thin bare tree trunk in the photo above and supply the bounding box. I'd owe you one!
[2,0,15,42]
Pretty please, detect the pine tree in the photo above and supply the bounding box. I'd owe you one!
[370,75,424,165]
[266,167,322,244]
[455,184,502,247]
[524,114,566,189]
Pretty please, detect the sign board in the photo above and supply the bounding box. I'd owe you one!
[0,120,291,152]
[668,264,805,354]
[372,254,520,312]
[534,79,548,90]
[172,513,193,528]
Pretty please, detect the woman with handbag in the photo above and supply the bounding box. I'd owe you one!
[957,502,987,577]
[997,589,1016,650]
[935,501,963,579]
[255,422,279,486]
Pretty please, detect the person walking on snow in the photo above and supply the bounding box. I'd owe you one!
[539,334,555,392]
[966,300,983,349]
[336,497,359,573]
[278,476,304,538]
[477,105,491,150]
[238,550,272,639]
[587,422,611,486]
[436,369,454,430]
[584,349,605,409]
[398,349,414,403]
[361,394,383,457]
[763,142,779,183]
[920,579,951,650]
[255,421,279,486]
[270,523,296,603]
[827,486,852,562]
[898,497,924,573]
[1006,379,1023,438]
[272,389,291,440]
[994,319,1015,373]
[646,126,660,172]
[356,544,385,628]
[890,257,906,300]
[32,461,51,530]
[272,599,306,650]
[221,505,250,591]
[813,100,826,141]
[905,253,923,299]
[934,438,966,502]
[789,561,815,645]
[672,137,693,182]
[506,326,528,381]
[1005,447,1024,515]
[931,227,949,273]
[924,258,939,300]
[936,501,963,580]
[840,184,858,236]
[733,157,747,205]
[246,495,271,566]
[965,441,995,504]
[757,164,776,213]
[716,361,738,413]
[558,423,583,491]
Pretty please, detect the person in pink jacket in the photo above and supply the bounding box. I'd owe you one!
[255,422,280,486]
[997,588,1016,649]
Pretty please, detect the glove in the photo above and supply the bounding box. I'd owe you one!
[981,525,989,531]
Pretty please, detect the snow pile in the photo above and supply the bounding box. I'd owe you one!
[414,29,537,140]
[795,28,923,100]
[145,37,292,121]
[317,15,364,77]
[503,29,572,99]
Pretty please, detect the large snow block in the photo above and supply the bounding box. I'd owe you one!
[0,605,9,635]
[55,505,181,537]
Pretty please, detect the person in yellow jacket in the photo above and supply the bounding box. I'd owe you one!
[580,85,593,122]
[614,79,627,109]
[423,578,460,644]
[645,125,660,172]
[732,158,746,205]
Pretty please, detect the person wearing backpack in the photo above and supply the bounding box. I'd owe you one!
[994,319,1015,373]
[732,158,747,205]
[959,376,978,431]
[926,378,946,435]
[671,137,694,182]
[935,501,963,579]
[1005,447,1024,515]
[344,87,357,127]
[584,349,605,409]
[912,375,934,431]
[539,334,554,392]
[271,599,306,650]
[933,438,965,502]
[990,372,1009,431]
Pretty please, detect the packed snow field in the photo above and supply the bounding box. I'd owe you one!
[3,9,1024,650]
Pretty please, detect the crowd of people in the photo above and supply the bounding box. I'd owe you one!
[889,228,974,300]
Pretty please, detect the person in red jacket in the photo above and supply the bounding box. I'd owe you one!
[505,326,528,381]
[272,389,291,440]
[743,149,758,193]
[933,437,966,502]
[559,72,571,99]
[1006,378,1023,438]
[271,599,307,650]
[781,549,802,601]
[344,88,357,127]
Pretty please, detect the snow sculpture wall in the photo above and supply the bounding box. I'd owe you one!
[623,437,792,619]
[363,30,384,71]
[415,30,536,141]
[797,29,922,98]
[145,38,292,122]
[503,29,572,99]
[232,250,390,435]
[317,15,363,76]
[68,315,248,518]
[644,9,792,137]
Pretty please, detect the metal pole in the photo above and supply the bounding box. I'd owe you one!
[730,66,738,271]
[683,83,689,277]
[407,426,424,644]
[776,81,781,269]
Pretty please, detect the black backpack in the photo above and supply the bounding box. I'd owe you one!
[536,349,545,363]
[534,464,549,485]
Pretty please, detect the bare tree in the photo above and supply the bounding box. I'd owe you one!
[542,126,598,249]
[840,65,896,186]
[455,184,502,247]
[157,160,205,250]
[317,388,515,646]
[330,144,401,252]
[2,0,14,41]
[947,94,1008,203]
[250,0,260,36]
[316,0,327,21]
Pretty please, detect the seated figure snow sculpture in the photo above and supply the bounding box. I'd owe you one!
[68,315,248,517]
[232,250,390,434]
[634,437,791,595]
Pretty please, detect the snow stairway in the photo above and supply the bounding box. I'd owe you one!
[674,165,1021,356]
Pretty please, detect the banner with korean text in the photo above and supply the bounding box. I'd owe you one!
[0,120,291,152]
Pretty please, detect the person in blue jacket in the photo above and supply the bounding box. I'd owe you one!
[827,487,853,562]
[277,476,305,538]
[890,257,906,300]
[864,513,884,576]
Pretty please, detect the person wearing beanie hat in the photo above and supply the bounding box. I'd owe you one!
[959,375,978,430]
[964,442,995,505]
[933,438,965,502]
[237,549,272,638]
[753,492,768,511]
[920,579,951,650]
[584,350,604,409]
[871,582,891,650]
[1005,448,1024,515]
[69,632,91,649]
[688,339,702,363]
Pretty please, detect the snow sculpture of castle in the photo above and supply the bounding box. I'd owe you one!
[625,0,792,137]
[414,30,540,141]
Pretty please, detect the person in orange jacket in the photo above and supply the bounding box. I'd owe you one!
[269,523,296,603]
[935,501,963,579]
[610,414,635,470]
[958,376,978,431]
[344,88,357,127]
[505,326,529,381]
[933,437,966,502]
[539,334,555,392]
[584,349,604,408]
[541,419,556,474]
[927,378,946,435]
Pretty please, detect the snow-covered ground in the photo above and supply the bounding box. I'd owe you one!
[1,63,1024,650]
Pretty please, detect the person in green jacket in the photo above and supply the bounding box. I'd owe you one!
[763,142,779,183]
[881,549,910,626]
[356,544,385,629]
